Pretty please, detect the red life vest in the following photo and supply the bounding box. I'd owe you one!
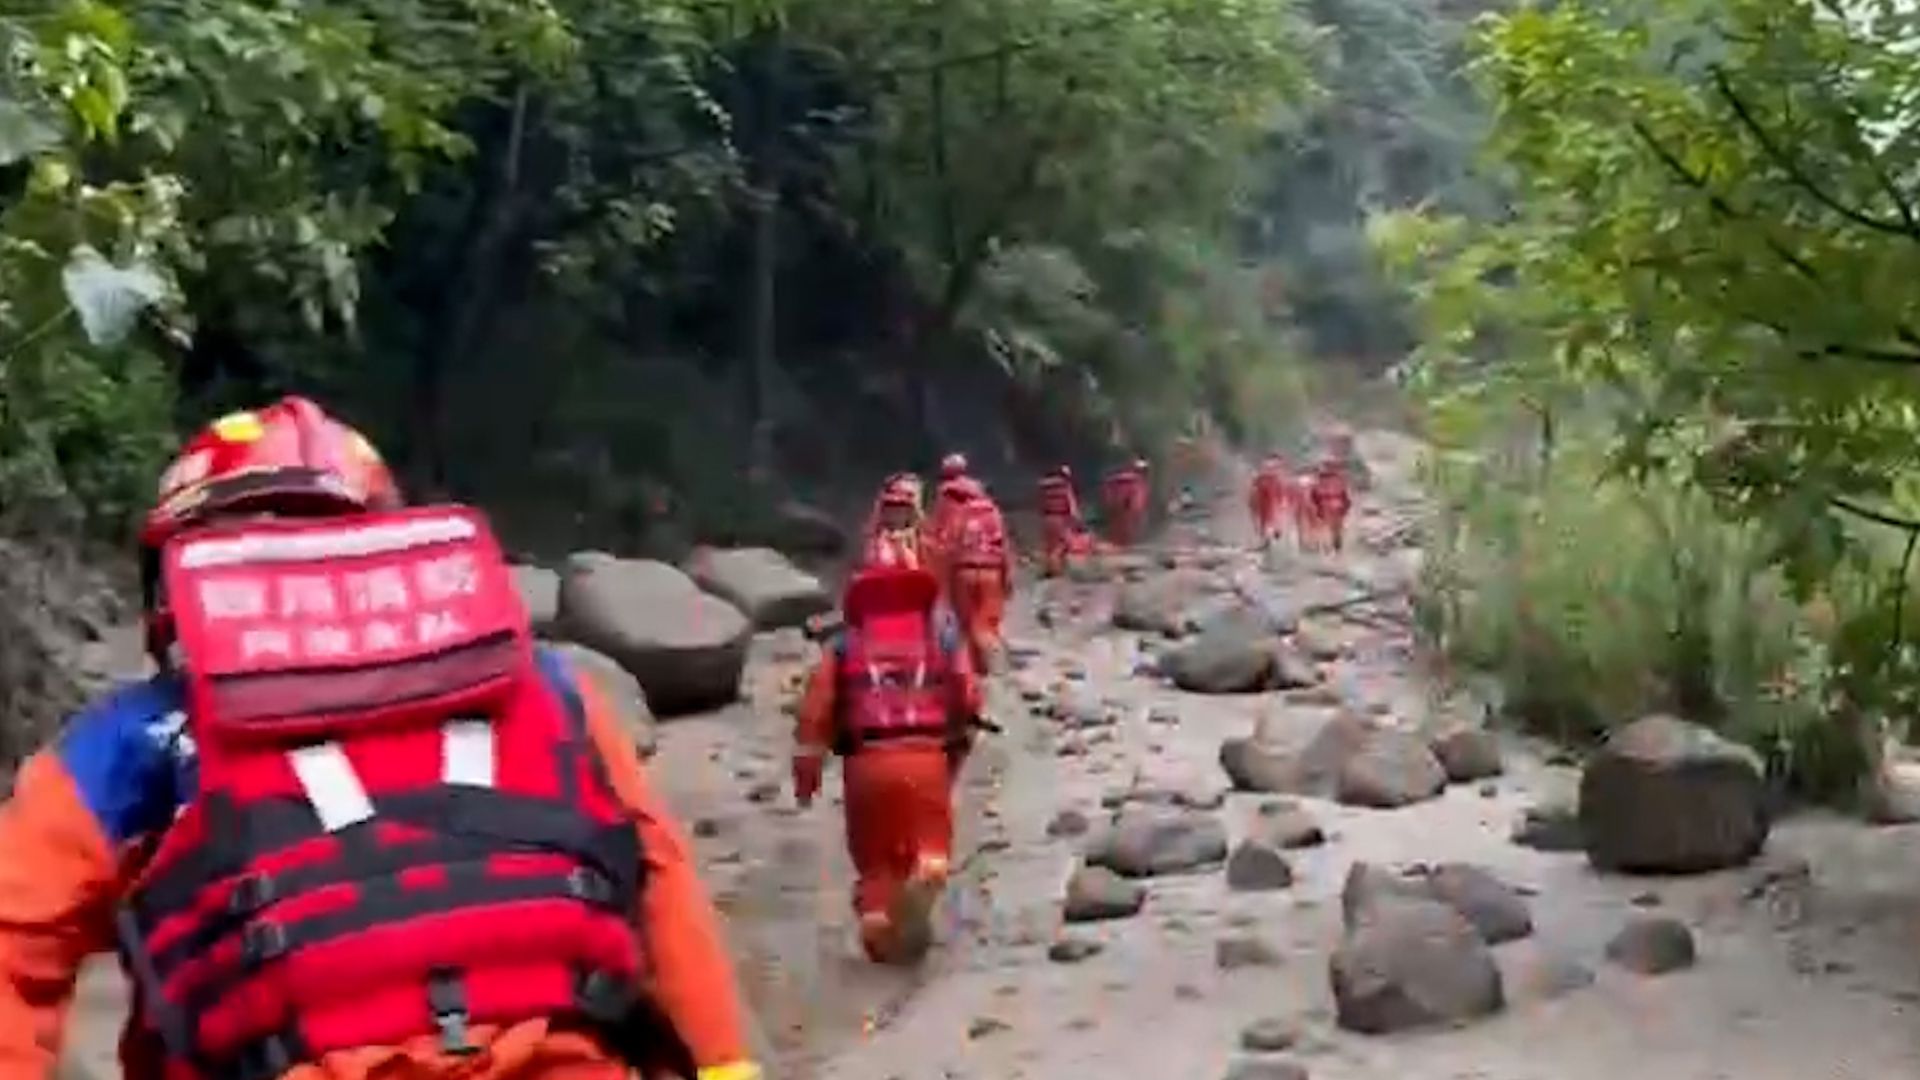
[951,498,1007,569]
[122,506,643,1078]
[1037,477,1076,518]
[833,571,953,749]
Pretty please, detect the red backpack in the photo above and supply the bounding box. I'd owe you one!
[120,506,644,1078]
[833,568,953,750]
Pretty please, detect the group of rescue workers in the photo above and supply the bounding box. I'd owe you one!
[0,396,1356,1080]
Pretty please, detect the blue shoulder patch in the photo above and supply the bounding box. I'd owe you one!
[531,644,585,728]
[54,675,192,846]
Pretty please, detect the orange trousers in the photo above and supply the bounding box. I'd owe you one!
[842,745,954,920]
[949,565,1007,672]
[1250,489,1283,543]
[1041,517,1076,575]
[1105,503,1144,547]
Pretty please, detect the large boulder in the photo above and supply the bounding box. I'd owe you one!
[1112,570,1225,636]
[1338,729,1448,808]
[1089,803,1230,878]
[683,546,831,630]
[1342,862,1532,946]
[1161,602,1312,694]
[545,642,658,757]
[1220,711,1374,796]
[1330,898,1505,1034]
[1579,714,1769,873]
[557,554,751,715]
[772,500,850,556]
[512,565,561,636]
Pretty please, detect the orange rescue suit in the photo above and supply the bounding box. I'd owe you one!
[1100,466,1149,548]
[1036,474,1083,576]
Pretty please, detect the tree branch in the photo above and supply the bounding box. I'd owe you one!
[1631,120,1821,281]
[1709,65,1920,240]
[1833,495,1920,533]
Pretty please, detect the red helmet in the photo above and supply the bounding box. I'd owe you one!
[939,453,969,479]
[138,396,400,658]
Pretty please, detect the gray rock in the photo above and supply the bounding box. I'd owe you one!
[1431,727,1504,783]
[512,564,560,635]
[1329,898,1505,1034]
[1048,935,1105,963]
[1238,1017,1302,1052]
[1337,729,1447,808]
[1063,865,1147,922]
[1426,864,1533,944]
[556,555,750,714]
[1512,800,1585,852]
[1047,809,1093,839]
[1226,840,1295,892]
[771,500,849,556]
[544,641,658,757]
[1165,606,1287,693]
[682,546,831,629]
[1220,712,1374,796]
[1580,715,1768,873]
[1113,570,1224,635]
[1217,934,1287,970]
[1865,755,1920,825]
[1254,799,1328,849]
[1223,1060,1309,1080]
[1497,942,1596,1004]
[1090,804,1230,878]
[1605,917,1696,975]
[1340,862,1439,930]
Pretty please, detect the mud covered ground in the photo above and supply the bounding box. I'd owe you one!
[58,431,1920,1079]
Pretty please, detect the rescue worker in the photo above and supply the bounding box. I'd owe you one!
[862,473,926,570]
[1100,459,1150,549]
[1306,455,1354,553]
[940,478,1014,673]
[790,565,983,965]
[0,397,762,1080]
[1249,454,1292,547]
[1035,466,1084,577]
[922,454,973,587]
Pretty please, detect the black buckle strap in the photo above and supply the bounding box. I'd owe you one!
[231,1031,303,1080]
[427,970,478,1056]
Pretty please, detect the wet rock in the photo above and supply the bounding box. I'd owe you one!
[1238,1017,1302,1053]
[512,565,561,635]
[1329,898,1505,1034]
[1580,714,1768,873]
[682,546,831,630]
[1048,809,1093,838]
[1220,712,1373,796]
[1048,935,1105,963]
[545,642,658,757]
[1063,865,1147,922]
[1254,799,1327,849]
[1512,799,1585,852]
[1226,840,1295,892]
[1337,729,1447,808]
[1425,864,1533,945]
[1430,727,1504,783]
[557,554,750,714]
[1090,804,1230,878]
[1217,934,1287,970]
[1223,1060,1309,1080]
[1606,916,1696,975]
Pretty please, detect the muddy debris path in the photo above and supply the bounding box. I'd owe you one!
[56,430,1920,1079]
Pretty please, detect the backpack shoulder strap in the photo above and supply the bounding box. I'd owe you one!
[532,646,587,734]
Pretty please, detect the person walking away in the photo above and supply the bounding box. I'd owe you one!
[0,396,762,1080]
[863,473,927,570]
[1308,455,1353,553]
[790,566,983,964]
[1249,454,1292,548]
[1036,466,1083,577]
[1101,459,1150,548]
[942,478,1014,674]
[923,454,973,590]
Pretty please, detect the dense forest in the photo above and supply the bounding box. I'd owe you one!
[0,0,1496,553]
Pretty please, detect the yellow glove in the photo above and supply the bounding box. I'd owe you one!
[697,1063,764,1080]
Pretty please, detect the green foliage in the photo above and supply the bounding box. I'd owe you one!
[1421,436,1871,799]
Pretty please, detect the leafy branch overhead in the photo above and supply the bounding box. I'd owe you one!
[1377,0,1920,588]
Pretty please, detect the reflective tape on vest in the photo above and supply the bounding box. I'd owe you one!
[287,742,376,832]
